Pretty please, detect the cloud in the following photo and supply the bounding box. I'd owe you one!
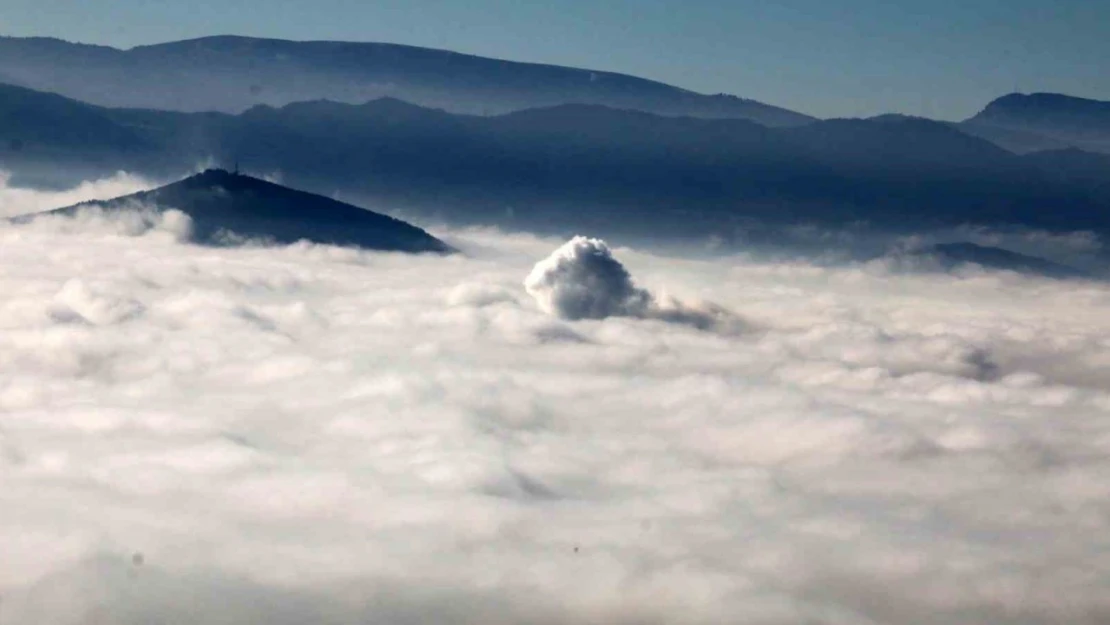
[525,236,653,320]
[886,226,1107,276]
[8,557,669,625]
[0,170,156,218]
[14,204,195,242]
[1,188,1110,624]
[525,236,742,331]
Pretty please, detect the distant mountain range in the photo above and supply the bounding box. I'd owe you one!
[0,35,813,127]
[13,169,453,253]
[960,93,1110,155]
[2,34,1108,156]
[0,33,1108,249]
[2,81,1108,245]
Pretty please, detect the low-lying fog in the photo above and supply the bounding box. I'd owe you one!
[1,172,1109,624]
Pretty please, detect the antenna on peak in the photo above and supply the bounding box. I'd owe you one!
[234,160,240,175]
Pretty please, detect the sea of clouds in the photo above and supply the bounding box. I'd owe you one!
[1,173,1110,624]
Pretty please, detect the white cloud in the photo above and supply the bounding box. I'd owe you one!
[21,204,195,242]
[525,236,743,332]
[0,170,157,218]
[525,236,653,320]
[0,188,1109,624]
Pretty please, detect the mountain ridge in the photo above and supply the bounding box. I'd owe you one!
[0,34,814,127]
[2,81,1109,245]
[961,92,1110,154]
[14,168,454,253]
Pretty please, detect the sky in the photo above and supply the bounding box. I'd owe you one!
[1,0,1107,119]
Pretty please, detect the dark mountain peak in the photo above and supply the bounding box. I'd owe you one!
[964,92,1110,155]
[127,34,299,55]
[184,167,259,188]
[132,34,264,47]
[983,92,1110,114]
[134,34,438,53]
[913,242,1089,280]
[973,92,1110,127]
[0,35,114,51]
[360,95,431,109]
[20,170,453,254]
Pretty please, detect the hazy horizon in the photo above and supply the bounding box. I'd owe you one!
[3,0,1109,120]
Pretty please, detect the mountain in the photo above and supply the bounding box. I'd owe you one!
[0,82,162,186]
[961,93,1110,154]
[14,169,453,253]
[3,84,1110,245]
[899,242,1091,280]
[0,35,813,127]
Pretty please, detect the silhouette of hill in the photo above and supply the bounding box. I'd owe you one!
[961,93,1110,154]
[0,82,145,150]
[902,242,1090,280]
[0,35,813,127]
[2,84,1110,243]
[15,169,453,253]
[0,82,163,185]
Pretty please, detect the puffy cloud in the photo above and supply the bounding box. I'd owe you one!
[525,236,742,332]
[525,236,653,320]
[1,187,1110,624]
[18,204,195,242]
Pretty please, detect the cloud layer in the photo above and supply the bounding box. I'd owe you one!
[1,180,1110,624]
[0,170,156,218]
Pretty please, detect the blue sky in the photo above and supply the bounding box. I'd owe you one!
[2,0,1107,119]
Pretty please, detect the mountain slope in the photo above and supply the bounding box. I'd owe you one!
[0,35,813,127]
[16,169,453,253]
[0,82,144,149]
[212,100,1058,231]
[0,82,179,186]
[961,93,1110,154]
[3,84,1109,242]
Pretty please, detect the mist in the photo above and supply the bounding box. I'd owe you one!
[0,170,156,218]
[1,174,1109,624]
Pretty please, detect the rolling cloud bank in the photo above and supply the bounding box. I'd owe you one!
[1,174,1109,624]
